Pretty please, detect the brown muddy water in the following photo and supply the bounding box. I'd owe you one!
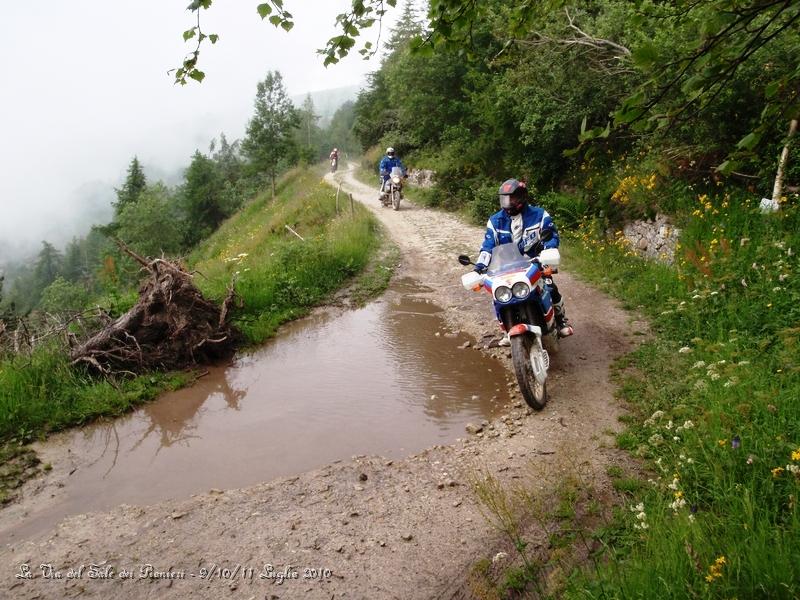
[5,280,510,541]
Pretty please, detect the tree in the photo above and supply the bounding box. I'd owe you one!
[384,0,424,52]
[39,276,89,313]
[324,100,360,155]
[298,94,320,151]
[181,153,225,247]
[114,157,147,215]
[118,183,186,256]
[210,132,243,185]
[241,71,299,197]
[34,241,62,292]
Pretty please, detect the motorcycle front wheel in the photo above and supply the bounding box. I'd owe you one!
[392,189,401,210]
[511,334,548,410]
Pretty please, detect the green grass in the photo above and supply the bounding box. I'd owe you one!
[0,166,384,452]
[189,166,382,343]
[559,194,800,598]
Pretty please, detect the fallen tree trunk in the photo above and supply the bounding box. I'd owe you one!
[71,243,239,373]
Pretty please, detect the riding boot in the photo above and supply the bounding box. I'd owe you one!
[554,299,574,337]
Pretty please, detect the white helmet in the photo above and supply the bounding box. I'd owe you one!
[386,147,395,156]
[333,147,338,152]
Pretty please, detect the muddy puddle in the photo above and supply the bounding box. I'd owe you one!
[4,279,510,541]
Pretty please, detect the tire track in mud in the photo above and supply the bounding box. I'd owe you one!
[0,164,645,600]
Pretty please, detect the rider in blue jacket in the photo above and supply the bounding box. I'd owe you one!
[378,147,407,201]
[475,178,573,340]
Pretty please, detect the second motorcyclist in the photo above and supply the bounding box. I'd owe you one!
[378,147,407,202]
[475,178,574,343]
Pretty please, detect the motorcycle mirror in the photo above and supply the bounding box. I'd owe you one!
[457,255,473,266]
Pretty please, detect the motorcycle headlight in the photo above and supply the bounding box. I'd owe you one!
[512,282,530,299]
[392,176,401,184]
[494,285,512,303]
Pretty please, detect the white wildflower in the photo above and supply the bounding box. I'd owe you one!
[665,420,673,430]
[692,361,706,369]
[683,420,695,429]
[678,346,692,354]
[649,434,664,446]
[787,464,800,475]
[669,497,687,512]
[710,373,721,381]
[668,478,680,491]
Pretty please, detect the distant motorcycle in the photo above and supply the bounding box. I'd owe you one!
[330,156,338,173]
[381,166,404,210]
[458,232,562,409]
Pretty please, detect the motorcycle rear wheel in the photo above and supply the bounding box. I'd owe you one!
[511,334,548,410]
[392,189,401,210]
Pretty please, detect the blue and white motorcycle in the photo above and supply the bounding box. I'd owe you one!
[459,235,561,409]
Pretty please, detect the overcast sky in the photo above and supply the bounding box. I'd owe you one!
[0,1,394,259]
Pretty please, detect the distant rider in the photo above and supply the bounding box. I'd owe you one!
[474,179,573,342]
[378,147,407,201]
[329,148,339,171]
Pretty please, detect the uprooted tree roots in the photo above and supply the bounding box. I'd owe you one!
[70,243,240,373]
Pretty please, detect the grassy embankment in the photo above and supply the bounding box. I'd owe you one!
[0,167,387,499]
[468,191,800,597]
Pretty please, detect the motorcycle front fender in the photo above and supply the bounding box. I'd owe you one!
[508,324,542,338]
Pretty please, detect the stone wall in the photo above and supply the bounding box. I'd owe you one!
[407,169,436,188]
[620,214,681,264]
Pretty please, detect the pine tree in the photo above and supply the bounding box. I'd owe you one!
[241,71,300,197]
[32,241,63,306]
[182,152,224,247]
[384,0,424,52]
[114,157,147,215]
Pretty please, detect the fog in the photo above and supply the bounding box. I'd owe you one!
[0,1,393,264]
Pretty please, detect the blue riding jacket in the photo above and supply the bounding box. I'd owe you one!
[476,205,559,267]
[379,156,407,181]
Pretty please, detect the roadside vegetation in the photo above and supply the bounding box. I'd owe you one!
[557,194,800,598]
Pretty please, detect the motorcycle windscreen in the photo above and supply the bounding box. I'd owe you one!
[486,243,533,275]
[390,166,403,177]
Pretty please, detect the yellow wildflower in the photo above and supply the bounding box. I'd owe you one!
[772,467,785,477]
[791,448,800,462]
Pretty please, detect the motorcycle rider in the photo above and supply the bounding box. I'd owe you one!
[474,178,573,343]
[378,147,407,202]
[329,147,339,170]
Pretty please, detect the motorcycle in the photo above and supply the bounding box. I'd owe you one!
[381,166,404,210]
[330,156,338,173]
[458,233,562,409]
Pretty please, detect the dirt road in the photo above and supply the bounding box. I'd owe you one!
[1,165,643,599]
